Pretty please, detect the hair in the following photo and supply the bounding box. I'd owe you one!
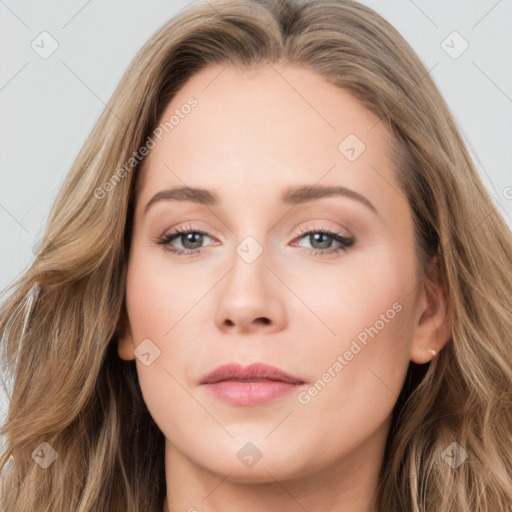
[1,0,511,510]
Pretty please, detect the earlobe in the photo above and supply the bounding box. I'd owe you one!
[410,255,451,364]
[117,333,135,361]
[116,313,135,361]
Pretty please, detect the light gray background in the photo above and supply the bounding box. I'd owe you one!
[1,0,511,444]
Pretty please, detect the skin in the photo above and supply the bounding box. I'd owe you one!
[117,63,450,512]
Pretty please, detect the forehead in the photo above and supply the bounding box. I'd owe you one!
[136,63,404,217]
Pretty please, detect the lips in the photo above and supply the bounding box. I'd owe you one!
[200,362,305,406]
[200,362,304,385]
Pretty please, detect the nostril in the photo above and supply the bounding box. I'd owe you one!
[222,317,270,328]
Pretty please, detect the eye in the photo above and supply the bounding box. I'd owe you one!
[155,224,354,258]
[155,224,215,256]
[291,226,354,257]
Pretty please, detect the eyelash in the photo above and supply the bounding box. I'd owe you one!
[155,224,354,258]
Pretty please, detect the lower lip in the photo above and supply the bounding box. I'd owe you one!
[202,380,302,406]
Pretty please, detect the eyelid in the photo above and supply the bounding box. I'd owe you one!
[158,221,352,244]
[159,222,222,240]
[155,221,355,259]
[294,222,353,239]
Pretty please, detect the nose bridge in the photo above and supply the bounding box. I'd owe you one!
[228,230,270,291]
[213,224,286,333]
[235,232,266,267]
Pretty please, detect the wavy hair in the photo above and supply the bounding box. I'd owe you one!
[1,0,511,510]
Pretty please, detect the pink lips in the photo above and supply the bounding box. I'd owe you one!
[200,362,305,406]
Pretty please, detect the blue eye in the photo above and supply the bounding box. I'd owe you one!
[156,225,212,256]
[155,224,354,257]
[292,226,354,257]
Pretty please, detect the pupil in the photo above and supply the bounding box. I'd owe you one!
[183,233,202,249]
[179,232,334,251]
[311,233,331,249]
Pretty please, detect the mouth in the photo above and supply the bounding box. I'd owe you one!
[200,362,306,406]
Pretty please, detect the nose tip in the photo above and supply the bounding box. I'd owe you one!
[214,245,286,335]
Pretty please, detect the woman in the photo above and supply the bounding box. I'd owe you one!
[1,0,511,510]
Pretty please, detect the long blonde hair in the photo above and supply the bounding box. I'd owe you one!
[1,0,511,510]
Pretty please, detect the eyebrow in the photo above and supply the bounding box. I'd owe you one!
[143,184,377,215]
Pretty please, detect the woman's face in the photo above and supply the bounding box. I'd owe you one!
[118,63,435,483]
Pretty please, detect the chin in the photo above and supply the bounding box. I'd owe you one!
[200,459,307,484]
[185,441,316,484]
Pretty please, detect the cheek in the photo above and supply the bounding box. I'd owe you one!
[123,247,209,433]
[125,255,214,383]
[295,241,414,352]
[295,243,416,413]
[124,244,192,341]
[291,295,413,465]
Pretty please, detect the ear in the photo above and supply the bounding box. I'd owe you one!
[116,308,135,361]
[410,255,451,364]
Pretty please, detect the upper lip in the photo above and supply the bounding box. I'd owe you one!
[200,362,305,385]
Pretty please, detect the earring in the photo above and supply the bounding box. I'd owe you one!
[427,348,436,357]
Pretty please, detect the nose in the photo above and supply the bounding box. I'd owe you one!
[214,236,287,335]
